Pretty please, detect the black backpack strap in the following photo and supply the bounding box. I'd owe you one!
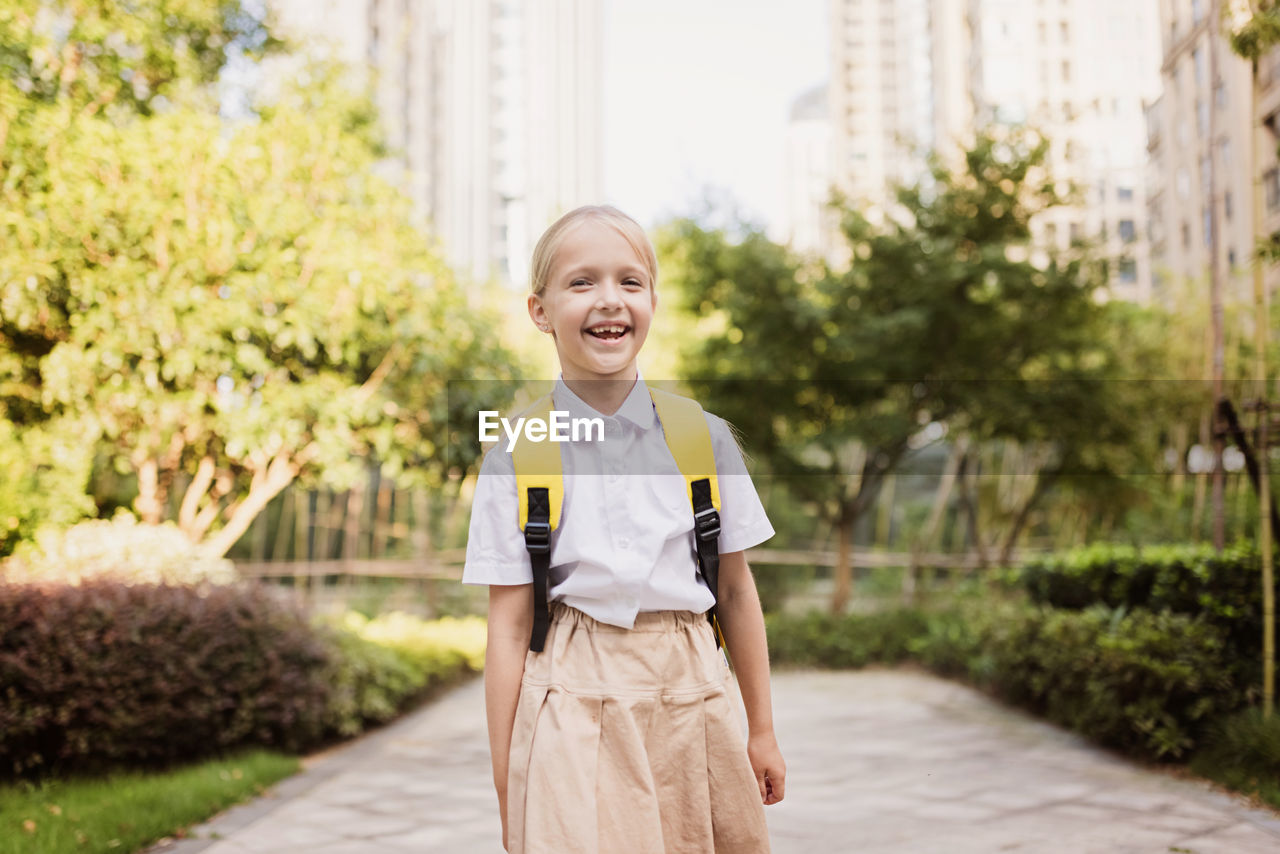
[690,476,723,647]
[524,486,553,652]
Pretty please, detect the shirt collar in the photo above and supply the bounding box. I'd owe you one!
[552,369,656,431]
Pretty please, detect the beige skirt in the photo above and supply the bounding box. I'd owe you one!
[506,602,771,854]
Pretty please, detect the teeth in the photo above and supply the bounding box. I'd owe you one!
[589,325,626,334]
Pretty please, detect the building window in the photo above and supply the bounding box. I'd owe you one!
[1117,186,1134,202]
[1225,190,1233,221]
[1203,206,1212,247]
[1192,0,1204,23]
[1177,168,1191,199]
[1182,221,1191,248]
[1196,99,1208,136]
[1194,48,1205,87]
[1060,20,1070,42]
[1062,60,1071,82]
[1267,168,1280,211]
[1118,257,1138,283]
[1070,221,1082,243]
[1119,219,1137,243]
[1228,248,1237,269]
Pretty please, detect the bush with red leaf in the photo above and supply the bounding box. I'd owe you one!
[0,579,332,778]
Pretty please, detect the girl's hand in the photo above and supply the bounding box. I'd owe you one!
[747,731,786,805]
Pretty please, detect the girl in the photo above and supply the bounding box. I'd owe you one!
[463,204,786,853]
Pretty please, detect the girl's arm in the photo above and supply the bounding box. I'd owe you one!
[484,582,533,850]
[715,550,787,805]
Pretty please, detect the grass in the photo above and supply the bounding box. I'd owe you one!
[1189,708,1280,812]
[0,750,300,854]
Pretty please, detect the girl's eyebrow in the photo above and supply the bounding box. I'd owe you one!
[563,265,647,278]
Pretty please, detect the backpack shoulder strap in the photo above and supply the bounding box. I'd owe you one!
[648,388,721,512]
[648,388,726,649]
[509,393,563,531]
[508,393,561,652]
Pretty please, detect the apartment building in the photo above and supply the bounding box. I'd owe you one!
[823,0,1161,299]
[1147,0,1280,308]
[269,0,602,287]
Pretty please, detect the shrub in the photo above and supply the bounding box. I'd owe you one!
[1014,541,1262,635]
[319,628,425,737]
[766,608,928,669]
[1190,708,1280,809]
[0,515,236,587]
[768,596,1240,761]
[344,612,486,672]
[0,580,330,778]
[1011,540,1268,702]
[317,612,485,736]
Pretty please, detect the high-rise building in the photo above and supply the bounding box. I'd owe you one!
[1146,0,1280,309]
[966,0,1162,302]
[824,0,1162,300]
[829,0,938,210]
[781,85,833,256]
[268,0,602,287]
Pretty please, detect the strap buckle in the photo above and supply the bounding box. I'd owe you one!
[524,521,552,555]
[693,506,721,542]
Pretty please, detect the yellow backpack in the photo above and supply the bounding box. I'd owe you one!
[508,387,724,652]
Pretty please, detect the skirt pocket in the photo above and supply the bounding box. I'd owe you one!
[509,682,605,854]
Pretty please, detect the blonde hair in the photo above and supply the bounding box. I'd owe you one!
[529,205,659,296]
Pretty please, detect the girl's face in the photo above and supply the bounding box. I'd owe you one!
[528,219,656,383]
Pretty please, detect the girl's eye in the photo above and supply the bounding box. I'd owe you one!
[624,279,643,288]
[571,279,591,287]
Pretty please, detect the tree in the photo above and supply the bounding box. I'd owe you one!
[0,3,519,557]
[1224,0,1277,717]
[0,1,283,554]
[661,126,1167,612]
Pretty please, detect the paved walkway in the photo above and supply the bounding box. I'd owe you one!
[152,669,1280,853]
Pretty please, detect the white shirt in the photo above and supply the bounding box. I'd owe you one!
[462,374,775,628]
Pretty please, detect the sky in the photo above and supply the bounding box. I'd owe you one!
[600,0,828,237]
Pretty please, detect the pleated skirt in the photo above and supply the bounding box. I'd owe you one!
[506,602,771,854]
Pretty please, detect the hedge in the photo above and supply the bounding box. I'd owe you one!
[0,580,485,779]
[1009,540,1269,698]
[0,580,331,778]
[767,598,1243,761]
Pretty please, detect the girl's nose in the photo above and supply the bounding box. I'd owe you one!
[595,280,624,309]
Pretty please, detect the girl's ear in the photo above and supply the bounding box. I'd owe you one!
[528,293,551,333]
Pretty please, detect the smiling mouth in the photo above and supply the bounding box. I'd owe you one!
[585,324,630,340]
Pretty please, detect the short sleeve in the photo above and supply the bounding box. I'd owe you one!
[705,412,775,554]
[461,445,534,586]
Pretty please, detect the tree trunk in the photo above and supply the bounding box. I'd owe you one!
[831,505,854,616]
[1193,411,1210,538]
[200,451,299,558]
[343,478,366,563]
[1251,54,1275,716]
[875,473,895,550]
[412,489,431,555]
[998,469,1057,567]
[1208,0,1227,551]
[135,458,163,525]
[956,450,990,570]
[273,488,295,561]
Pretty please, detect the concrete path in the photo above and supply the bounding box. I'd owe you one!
[151,669,1280,853]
